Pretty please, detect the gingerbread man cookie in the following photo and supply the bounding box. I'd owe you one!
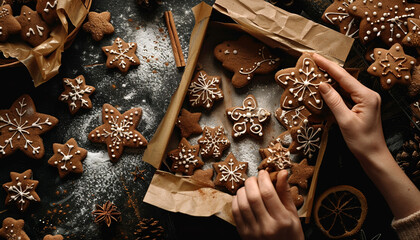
[226,94,270,138]
[168,137,203,176]
[102,37,140,73]
[176,108,202,138]
[0,94,58,159]
[349,0,420,46]
[214,35,281,88]
[36,0,58,25]
[188,70,223,110]
[59,75,95,114]
[83,11,115,41]
[3,169,40,211]
[367,43,416,90]
[289,119,324,158]
[16,5,50,47]
[322,0,359,38]
[88,104,148,162]
[0,218,30,240]
[275,53,333,116]
[0,4,21,42]
[197,126,230,159]
[258,142,292,172]
[48,138,87,178]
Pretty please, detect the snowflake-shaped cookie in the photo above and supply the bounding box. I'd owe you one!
[2,169,40,212]
[226,94,270,138]
[0,94,58,159]
[88,104,148,162]
[102,37,140,73]
[0,218,29,240]
[258,142,292,172]
[289,119,323,158]
[349,0,420,46]
[59,75,95,114]
[197,126,230,159]
[367,43,416,90]
[322,0,359,38]
[168,137,203,176]
[48,138,87,178]
[213,153,248,194]
[275,53,333,116]
[188,70,223,110]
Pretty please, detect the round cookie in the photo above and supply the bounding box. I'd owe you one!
[16,5,51,47]
[0,4,21,42]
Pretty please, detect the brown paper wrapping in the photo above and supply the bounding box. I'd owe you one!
[143,0,352,225]
[0,0,89,87]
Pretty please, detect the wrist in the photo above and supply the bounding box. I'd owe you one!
[354,141,392,171]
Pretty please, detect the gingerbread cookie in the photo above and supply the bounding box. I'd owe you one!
[288,159,314,190]
[290,186,304,208]
[48,138,87,178]
[83,11,114,41]
[43,235,64,240]
[409,65,420,97]
[411,100,420,119]
[3,169,40,211]
[168,137,203,175]
[213,152,248,194]
[176,108,202,138]
[59,75,95,114]
[102,37,139,73]
[188,70,223,110]
[0,4,21,42]
[0,218,29,240]
[402,18,420,47]
[275,53,333,116]
[214,35,281,88]
[197,126,230,159]
[349,0,420,46]
[322,0,359,38]
[276,105,312,130]
[0,94,58,159]
[367,43,416,90]
[289,119,323,158]
[258,142,292,172]
[88,104,148,162]
[191,169,215,188]
[36,0,58,25]
[16,5,50,47]
[226,94,270,138]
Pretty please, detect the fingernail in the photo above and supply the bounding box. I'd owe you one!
[319,82,330,94]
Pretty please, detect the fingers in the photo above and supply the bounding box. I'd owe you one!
[275,170,298,214]
[257,170,285,214]
[244,176,272,221]
[319,82,352,124]
[313,53,367,96]
[232,196,246,228]
[235,187,258,225]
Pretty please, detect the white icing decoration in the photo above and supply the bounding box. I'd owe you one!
[105,38,137,69]
[278,105,309,128]
[198,126,229,158]
[265,144,291,170]
[227,95,270,138]
[44,0,58,13]
[324,0,359,37]
[379,51,409,79]
[26,25,45,37]
[188,72,223,109]
[237,46,279,80]
[217,156,246,190]
[296,121,322,158]
[414,101,420,112]
[56,143,81,171]
[170,142,199,173]
[60,76,93,111]
[0,97,52,155]
[6,175,38,211]
[0,7,10,18]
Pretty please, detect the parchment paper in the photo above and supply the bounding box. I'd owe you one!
[0,0,89,87]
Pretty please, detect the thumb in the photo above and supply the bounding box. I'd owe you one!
[319,82,352,124]
[275,170,297,213]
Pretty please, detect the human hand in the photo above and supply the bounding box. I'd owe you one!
[313,53,388,165]
[232,170,304,240]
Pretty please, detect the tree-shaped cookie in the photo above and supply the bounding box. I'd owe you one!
[88,104,148,162]
[188,70,223,110]
[214,35,281,88]
[197,126,230,159]
[0,218,29,240]
[59,75,95,114]
[16,5,50,47]
[0,94,58,159]
[275,53,333,116]
[2,169,40,211]
[367,43,416,90]
[322,0,359,38]
[213,153,248,194]
[0,4,21,42]
[167,137,203,176]
[48,138,87,178]
[102,37,140,73]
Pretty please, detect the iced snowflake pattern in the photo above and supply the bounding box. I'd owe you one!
[296,120,322,158]
[6,181,37,211]
[198,126,230,159]
[323,0,359,37]
[103,37,138,70]
[60,75,94,114]
[266,144,292,170]
[188,72,223,109]
[218,156,247,191]
[3,170,39,212]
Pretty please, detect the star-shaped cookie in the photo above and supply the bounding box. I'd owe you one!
[43,235,64,240]
[322,0,359,38]
[83,11,114,41]
[0,4,21,42]
[168,137,203,176]
[0,218,29,240]
[88,104,148,162]
[3,169,40,211]
[188,70,224,110]
[213,153,248,194]
[176,108,202,138]
[197,126,230,159]
[226,94,270,138]
[348,0,420,46]
[48,138,87,178]
[102,37,139,73]
[275,53,333,116]
[191,169,215,188]
[16,5,50,47]
[367,43,416,90]
[258,142,292,172]
[289,119,323,158]
[59,75,95,114]
[36,0,58,25]
[288,159,314,190]
[402,18,420,48]
[275,105,312,130]
[0,94,58,159]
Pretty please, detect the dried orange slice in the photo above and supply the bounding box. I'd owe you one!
[314,185,368,239]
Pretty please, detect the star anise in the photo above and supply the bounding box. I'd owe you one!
[92,201,121,227]
[131,166,146,181]
[134,218,164,240]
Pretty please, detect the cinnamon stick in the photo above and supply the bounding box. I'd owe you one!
[164,11,186,68]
